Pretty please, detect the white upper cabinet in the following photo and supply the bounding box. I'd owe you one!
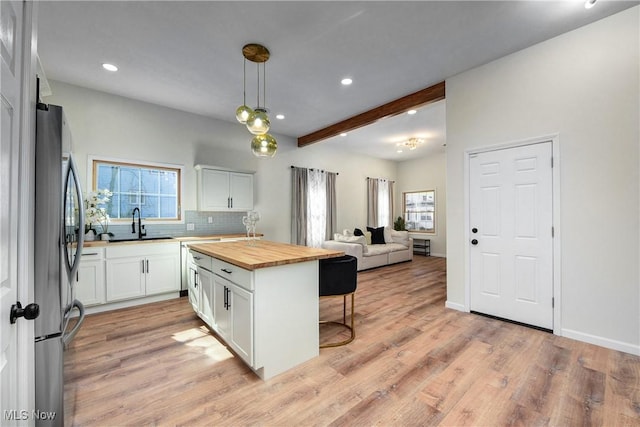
[196,165,254,211]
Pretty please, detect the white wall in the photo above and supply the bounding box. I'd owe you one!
[446,7,639,353]
[46,80,397,243]
[396,150,447,257]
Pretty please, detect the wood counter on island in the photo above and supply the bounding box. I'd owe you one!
[188,240,343,270]
[186,240,343,380]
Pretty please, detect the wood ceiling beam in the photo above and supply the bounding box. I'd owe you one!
[297,81,445,148]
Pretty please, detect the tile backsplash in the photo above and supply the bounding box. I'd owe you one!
[102,210,247,240]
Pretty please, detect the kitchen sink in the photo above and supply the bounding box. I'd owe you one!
[108,236,174,243]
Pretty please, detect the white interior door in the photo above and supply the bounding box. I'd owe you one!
[469,142,553,329]
[1,0,24,419]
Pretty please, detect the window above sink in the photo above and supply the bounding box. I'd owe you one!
[89,156,184,224]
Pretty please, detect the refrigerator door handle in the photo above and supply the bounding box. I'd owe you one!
[64,153,84,282]
[62,299,85,347]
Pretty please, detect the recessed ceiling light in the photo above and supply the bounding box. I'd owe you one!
[584,0,597,9]
[102,63,118,72]
[397,149,403,153]
[341,78,353,86]
[340,132,348,137]
[276,114,285,120]
[407,109,417,115]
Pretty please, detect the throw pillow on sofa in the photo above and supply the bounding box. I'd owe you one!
[334,234,369,253]
[367,226,386,245]
[390,229,410,247]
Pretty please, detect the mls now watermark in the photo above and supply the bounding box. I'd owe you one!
[4,409,57,421]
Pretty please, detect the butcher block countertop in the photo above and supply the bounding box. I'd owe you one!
[188,240,344,271]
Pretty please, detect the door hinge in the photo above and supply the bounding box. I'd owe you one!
[551,157,554,168]
[551,226,554,238]
[552,297,555,308]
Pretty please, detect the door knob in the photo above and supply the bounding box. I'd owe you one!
[472,228,478,233]
[471,239,478,245]
[10,301,40,324]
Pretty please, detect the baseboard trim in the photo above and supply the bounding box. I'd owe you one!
[83,292,182,316]
[445,301,466,312]
[561,328,640,356]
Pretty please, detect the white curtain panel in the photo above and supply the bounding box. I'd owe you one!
[307,169,327,248]
[378,179,390,228]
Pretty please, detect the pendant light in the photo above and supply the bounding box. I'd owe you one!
[235,58,253,124]
[250,134,277,158]
[237,43,277,157]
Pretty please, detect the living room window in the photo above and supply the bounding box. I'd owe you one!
[403,190,435,233]
[91,158,182,221]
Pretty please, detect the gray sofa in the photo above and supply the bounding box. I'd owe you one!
[322,228,413,271]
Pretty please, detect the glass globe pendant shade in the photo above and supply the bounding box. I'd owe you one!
[235,105,253,124]
[251,134,277,158]
[246,108,270,135]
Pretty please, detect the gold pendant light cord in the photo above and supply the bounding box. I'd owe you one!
[243,58,247,106]
[256,62,260,109]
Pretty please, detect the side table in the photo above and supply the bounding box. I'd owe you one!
[413,238,431,256]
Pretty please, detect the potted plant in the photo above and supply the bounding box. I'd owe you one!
[85,189,113,241]
[393,216,406,231]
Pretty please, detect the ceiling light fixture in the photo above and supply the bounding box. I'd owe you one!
[235,43,277,158]
[102,63,118,72]
[341,78,353,86]
[397,137,425,151]
[584,0,597,9]
[276,114,285,120]
[407,109,417,115]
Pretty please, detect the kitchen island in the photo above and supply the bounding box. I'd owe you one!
[188,240,343,380]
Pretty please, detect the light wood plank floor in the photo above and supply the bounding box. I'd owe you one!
[64,256,640,426]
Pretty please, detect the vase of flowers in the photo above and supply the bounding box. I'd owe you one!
[85,189,113,241]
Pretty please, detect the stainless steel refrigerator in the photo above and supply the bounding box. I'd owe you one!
[34,103,85,426]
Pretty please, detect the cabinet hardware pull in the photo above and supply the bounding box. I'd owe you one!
[146,259,149,273]
[230,197,233,208]
[142,260,145,274]
[221,268,232,274]
[193,256,201,260]
[226,287,231,310]
[82,253,99,256]
[227,197,231,208]
[223,286,228,308]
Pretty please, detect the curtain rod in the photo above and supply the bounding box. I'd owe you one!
[290,165,339,175]
[367,177,395,183]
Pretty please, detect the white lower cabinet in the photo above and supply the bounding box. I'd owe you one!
[76,248,105,306]
[106,242,180,302]
[213,274,253,365]
[197,267,214,326]
[146,253,182,294]
[213,276,231,339]
[229,282,253,364]
[106,257,146,301]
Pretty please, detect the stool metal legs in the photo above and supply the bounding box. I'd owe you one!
[320,292,355,348]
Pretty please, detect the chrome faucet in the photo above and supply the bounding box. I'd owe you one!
[131,207,147,239]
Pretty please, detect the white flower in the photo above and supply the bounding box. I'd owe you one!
[85,189,112,234]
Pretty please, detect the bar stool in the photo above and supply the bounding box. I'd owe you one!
[319,255,357,348]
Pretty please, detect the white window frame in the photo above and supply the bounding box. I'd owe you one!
[88,155,184,224]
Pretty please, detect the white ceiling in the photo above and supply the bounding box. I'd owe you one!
[37,1,637,161]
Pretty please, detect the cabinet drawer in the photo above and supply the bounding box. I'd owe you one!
[81,247,104,260]
[212,258,253,291]
[190,250,212,271]
[106,242,179,258]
